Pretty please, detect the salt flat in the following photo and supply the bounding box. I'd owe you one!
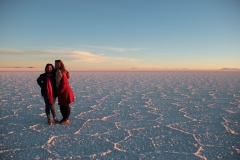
[0,71,240,159]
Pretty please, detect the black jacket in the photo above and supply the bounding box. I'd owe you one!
[37,73,57,97]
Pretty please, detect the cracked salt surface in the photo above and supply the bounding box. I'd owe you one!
[0,71,240,159]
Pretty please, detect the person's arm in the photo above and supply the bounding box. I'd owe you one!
[58,76,67,93]
[66,71,70,79]
[37,74,44,88]
[37,74,45,96]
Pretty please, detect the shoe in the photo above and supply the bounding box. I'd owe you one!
[48,119,53,125]
[59,119,64,123]
[61,119,70,125]
[53,117,58,123]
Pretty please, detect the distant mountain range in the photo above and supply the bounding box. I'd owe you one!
[220,68,240,70]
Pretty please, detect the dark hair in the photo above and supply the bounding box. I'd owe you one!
[45,63,54,73]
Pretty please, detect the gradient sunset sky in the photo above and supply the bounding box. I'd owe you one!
[0,0,239,71]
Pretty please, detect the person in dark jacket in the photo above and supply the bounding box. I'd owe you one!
[37,64,58,125]
[55,60,75,124]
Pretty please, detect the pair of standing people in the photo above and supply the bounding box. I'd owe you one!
[37,60,74,125]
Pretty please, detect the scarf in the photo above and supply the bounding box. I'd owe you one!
[46,73,54,105]
[56,69,62,88]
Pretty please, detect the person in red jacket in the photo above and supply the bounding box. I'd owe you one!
[55,60,75,124]
[37,64,58,125]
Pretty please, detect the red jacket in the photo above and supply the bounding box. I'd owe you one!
[57,72,75,106]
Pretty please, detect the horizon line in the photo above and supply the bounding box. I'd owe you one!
[0,67,240,72]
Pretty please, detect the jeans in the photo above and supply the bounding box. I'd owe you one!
[43,91,57,119]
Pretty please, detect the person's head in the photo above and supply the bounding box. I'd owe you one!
[55,60,61,69]
[45,64,54,73]
[55,60,66,73]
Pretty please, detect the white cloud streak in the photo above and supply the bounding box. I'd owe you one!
[0,47,140,64]
[0,48,24,53]
[75,45,149,52]
[70,51,106,63]
[70,50,139,63]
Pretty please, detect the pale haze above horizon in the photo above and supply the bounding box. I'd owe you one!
[0,0,239,71]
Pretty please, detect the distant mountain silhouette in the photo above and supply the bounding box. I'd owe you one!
[221,68,240,70]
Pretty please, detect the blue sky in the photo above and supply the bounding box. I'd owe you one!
[0,0,239,71]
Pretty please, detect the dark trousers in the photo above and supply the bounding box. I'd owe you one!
[43,92,56,119]
[60,105,71,120]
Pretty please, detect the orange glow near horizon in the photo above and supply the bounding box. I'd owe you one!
[0,67,239,72]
